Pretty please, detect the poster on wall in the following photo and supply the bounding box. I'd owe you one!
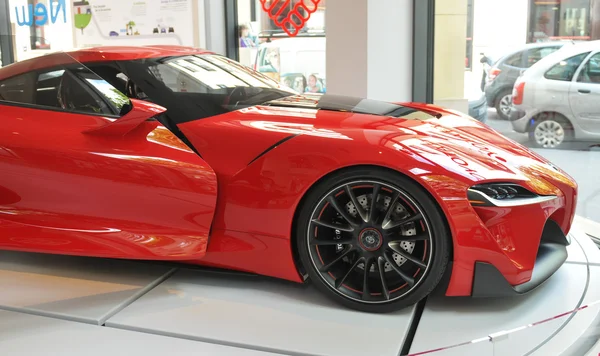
[72,0,194,48]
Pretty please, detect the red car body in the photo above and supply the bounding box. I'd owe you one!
[0,46,577,299]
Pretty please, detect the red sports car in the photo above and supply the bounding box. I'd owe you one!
[0,46,577,313]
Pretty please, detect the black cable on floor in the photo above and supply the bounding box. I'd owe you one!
[399,296,428,356]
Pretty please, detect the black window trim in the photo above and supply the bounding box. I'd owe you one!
[0,99,122,119]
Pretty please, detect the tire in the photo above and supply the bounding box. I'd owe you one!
[295,167,450,313]
[495,89,513,120]
[528,113,573,149]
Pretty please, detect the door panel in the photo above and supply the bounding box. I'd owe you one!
[569,52,600,133]
[0,71,217,260]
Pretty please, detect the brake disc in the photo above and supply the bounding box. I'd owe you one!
[345,194,416,273]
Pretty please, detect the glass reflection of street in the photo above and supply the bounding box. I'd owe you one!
[486,107,600,224]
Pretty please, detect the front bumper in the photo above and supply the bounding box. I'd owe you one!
[471,219,570,297]
[442,176,576,297]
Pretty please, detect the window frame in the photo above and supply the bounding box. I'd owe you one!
[225,0,435,103]
[543,52,591,82]
[503,51,526,69]
[524,45,561,69]
[575,51,600,84]
[0,65,125,119]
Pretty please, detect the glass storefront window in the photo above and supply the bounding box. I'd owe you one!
[236,0,326,94]
[435,0,600,226]
[529,0,594,42]
[29,0,51,50]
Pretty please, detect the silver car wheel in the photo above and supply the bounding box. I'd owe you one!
[534,120,565,148]
[499,94,512,116]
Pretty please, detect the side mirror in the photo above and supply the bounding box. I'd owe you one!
[83,98,167,137]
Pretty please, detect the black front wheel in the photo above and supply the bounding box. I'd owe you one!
[495,89,513,120]
[296,168,450,313]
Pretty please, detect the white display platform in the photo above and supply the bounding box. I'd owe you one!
[0,310,275,356]
[0,220,599,356]
[0,251,174,325]
[105,270,416,356]
[410,227,600,356]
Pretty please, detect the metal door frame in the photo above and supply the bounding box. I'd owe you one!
[0,0,15,66]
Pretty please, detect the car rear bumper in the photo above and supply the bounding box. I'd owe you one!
[509,106,538,133]
[469,95,488,123]
[483,81,507,107]
[471,219,570,297]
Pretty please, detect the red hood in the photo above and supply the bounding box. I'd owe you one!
[395,103,577,195]
[178,96,577,197]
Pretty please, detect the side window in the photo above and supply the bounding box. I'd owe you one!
[526,46,560,68]
[0,73,36,104]
[544,52,590,82]
[77,71,131,114]
[577,53,600,84]
[257,48,266,67]
[259,47,280,73]
[504,52,524,68]
[36,70,66,108]
[0,67,126,116]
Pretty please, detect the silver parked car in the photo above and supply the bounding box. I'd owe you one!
[510,40,600,148]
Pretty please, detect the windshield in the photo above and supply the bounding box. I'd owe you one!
[116,54,297,123]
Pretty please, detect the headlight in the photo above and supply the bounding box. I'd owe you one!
[468,183,556,207]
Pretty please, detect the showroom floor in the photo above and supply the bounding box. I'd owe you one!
[1,217,599,356]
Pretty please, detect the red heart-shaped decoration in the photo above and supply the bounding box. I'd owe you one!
[260,0,321,37]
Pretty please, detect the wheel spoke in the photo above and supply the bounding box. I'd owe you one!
[345,185,368,222]
[377,257,390,300]
[311,219,354,232]
[362,257,375,300]
[308,179,434,304]
[320,247,355,272]
[310,237,353,246]
[388,232,429,242]
[335,256,364,289]
[368,183,382,224]
[389,244,427,269]
[326,196,359,227]
[383,212,423,231]
[381,191,400,227]
[384,250,415,287]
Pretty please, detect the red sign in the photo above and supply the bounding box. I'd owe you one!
[260,0,321,37]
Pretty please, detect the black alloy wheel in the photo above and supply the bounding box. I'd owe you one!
[296,168,450,313]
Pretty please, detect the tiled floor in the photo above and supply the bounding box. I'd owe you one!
[0,226,599,356]
[0,310,276,356]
